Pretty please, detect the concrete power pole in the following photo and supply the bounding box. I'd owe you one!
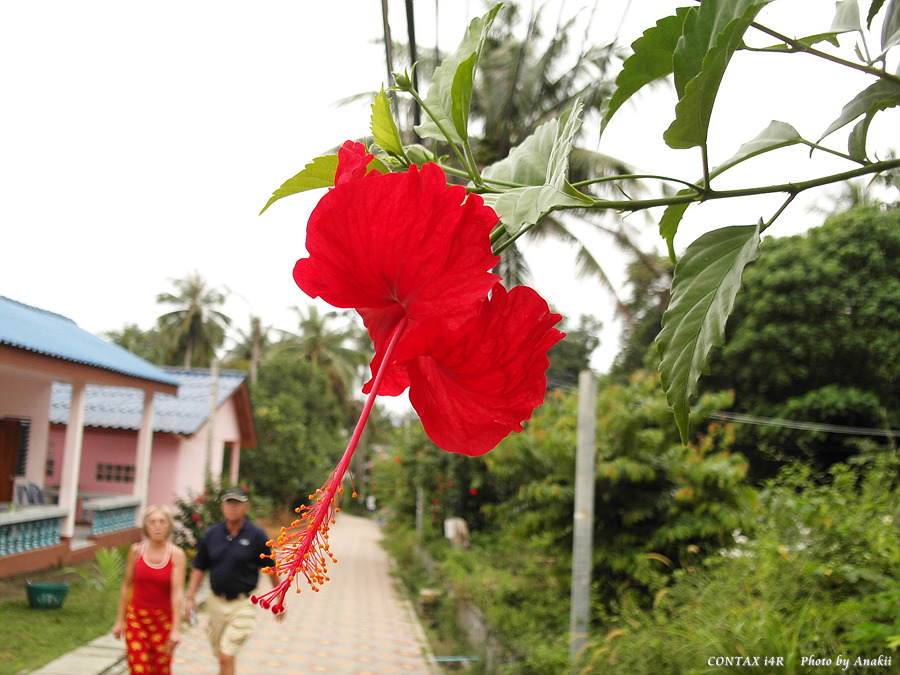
[569,370,597,669]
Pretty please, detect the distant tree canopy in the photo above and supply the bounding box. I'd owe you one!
[705,205,900,470]
[241,350,348,505]
[545,313,602,390]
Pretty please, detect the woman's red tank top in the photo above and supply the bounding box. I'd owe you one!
[131,543,173,610]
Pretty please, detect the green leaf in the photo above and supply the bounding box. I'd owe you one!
[868,0,887,29]
[484,184,590,239]
[665,0,773,150]
[659,196,693,261]
[415,3,501,144]
[259,154,338,214]
[881,0,900,50]
[769,2,863,50]
[832,0,863,33]
[657,223,761,443]
[370,88,405,158]
[710,121,803,178]
[482,100,590,237]
[450,52,478,143]
[259,152,390,215]
[483,118,558,187]
[602,9,689,132]
[818,79,900,144]
[848,118,870,161]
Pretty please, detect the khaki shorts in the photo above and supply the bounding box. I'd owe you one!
[206,593,257,657]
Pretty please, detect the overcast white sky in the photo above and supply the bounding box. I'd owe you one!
[1,0,897,383]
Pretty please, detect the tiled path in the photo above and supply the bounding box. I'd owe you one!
[174,514,438,675]
[32,515,440,675]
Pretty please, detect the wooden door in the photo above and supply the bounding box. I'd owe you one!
[0,419,20,503]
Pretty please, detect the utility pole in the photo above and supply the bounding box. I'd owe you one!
[569,370,597,669]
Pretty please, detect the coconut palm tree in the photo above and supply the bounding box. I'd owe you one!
[387,1,663,319]
[276,306,369,402]
[156,272,231,367]
[223,315,273,385]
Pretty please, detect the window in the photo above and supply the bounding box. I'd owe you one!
[13,418,30,476]
[95,463,135,483]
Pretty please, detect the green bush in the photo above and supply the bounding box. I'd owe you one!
[586,446,900,674]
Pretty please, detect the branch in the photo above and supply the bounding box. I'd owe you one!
[582,158,900,212]
[749,22,900,86]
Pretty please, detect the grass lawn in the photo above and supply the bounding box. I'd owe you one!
[0,561,120,675]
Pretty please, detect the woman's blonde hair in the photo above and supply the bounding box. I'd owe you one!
[142,504,175,538]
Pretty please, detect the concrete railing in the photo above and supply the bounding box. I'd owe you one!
[0,505,68,557]
[82,495,142,536]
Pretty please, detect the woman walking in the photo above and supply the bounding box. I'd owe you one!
[113,505,187,674]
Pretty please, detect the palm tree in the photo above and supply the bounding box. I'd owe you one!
[397,1,663,319]
[223,315,273,385]
[472,3,663,312]
[104,323,168,365]
[156,272,231,367]
[276,306,369,402]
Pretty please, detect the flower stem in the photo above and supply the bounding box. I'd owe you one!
[252,317,409,614]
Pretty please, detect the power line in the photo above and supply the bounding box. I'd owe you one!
[709,411,898,438]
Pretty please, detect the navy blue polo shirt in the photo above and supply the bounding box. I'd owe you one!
[192,518,274,598]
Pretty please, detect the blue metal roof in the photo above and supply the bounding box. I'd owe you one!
[49,368,248,435]
[0,296,179,387]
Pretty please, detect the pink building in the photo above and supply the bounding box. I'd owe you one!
[48,368,256,510]
[0,296,255,578]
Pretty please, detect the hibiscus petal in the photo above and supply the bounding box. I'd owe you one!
[405,283,565,456]
[334,141,374,186]
[294,161,501,392]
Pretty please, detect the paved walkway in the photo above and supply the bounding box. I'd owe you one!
[30,515,441,675]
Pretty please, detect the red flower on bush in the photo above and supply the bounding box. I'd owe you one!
[253,141,563,614]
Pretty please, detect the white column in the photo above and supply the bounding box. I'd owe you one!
[58,381,86,539]
[132,388,155,522]
[569,370,597,668]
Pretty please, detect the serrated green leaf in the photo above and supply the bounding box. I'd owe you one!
[602,9,689,132]
[831,0,863,33]
[659,195,693,261]
[450,52,477,142]
[818,79,900,143]
[259,154,338,214]
[259,152,389,215]
[483,119,558,186]
[848,118,870,160]
[657,223,761,443]
[547,100,584,191]
[415,4,501,144]
[710,121,803,178]
[481,100,590,236]
[665,0,773,150]
[405,144,439,165]
[881,0,900,50]
[484,184,589,238]
[868,0,887,29]
[370,89,405,158]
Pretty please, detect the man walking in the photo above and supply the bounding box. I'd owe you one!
[184,486,277,675]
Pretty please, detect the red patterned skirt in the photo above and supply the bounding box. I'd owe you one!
[125,605,173,675]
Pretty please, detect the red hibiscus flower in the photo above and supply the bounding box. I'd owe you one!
[294,143,501,396]
[253,142,563,615]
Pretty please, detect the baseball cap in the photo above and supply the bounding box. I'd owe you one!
[221,486,249,502]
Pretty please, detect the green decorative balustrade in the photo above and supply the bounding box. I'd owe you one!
[0,506,67,556]
[82,496,141,536]
[0,495,141,557]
